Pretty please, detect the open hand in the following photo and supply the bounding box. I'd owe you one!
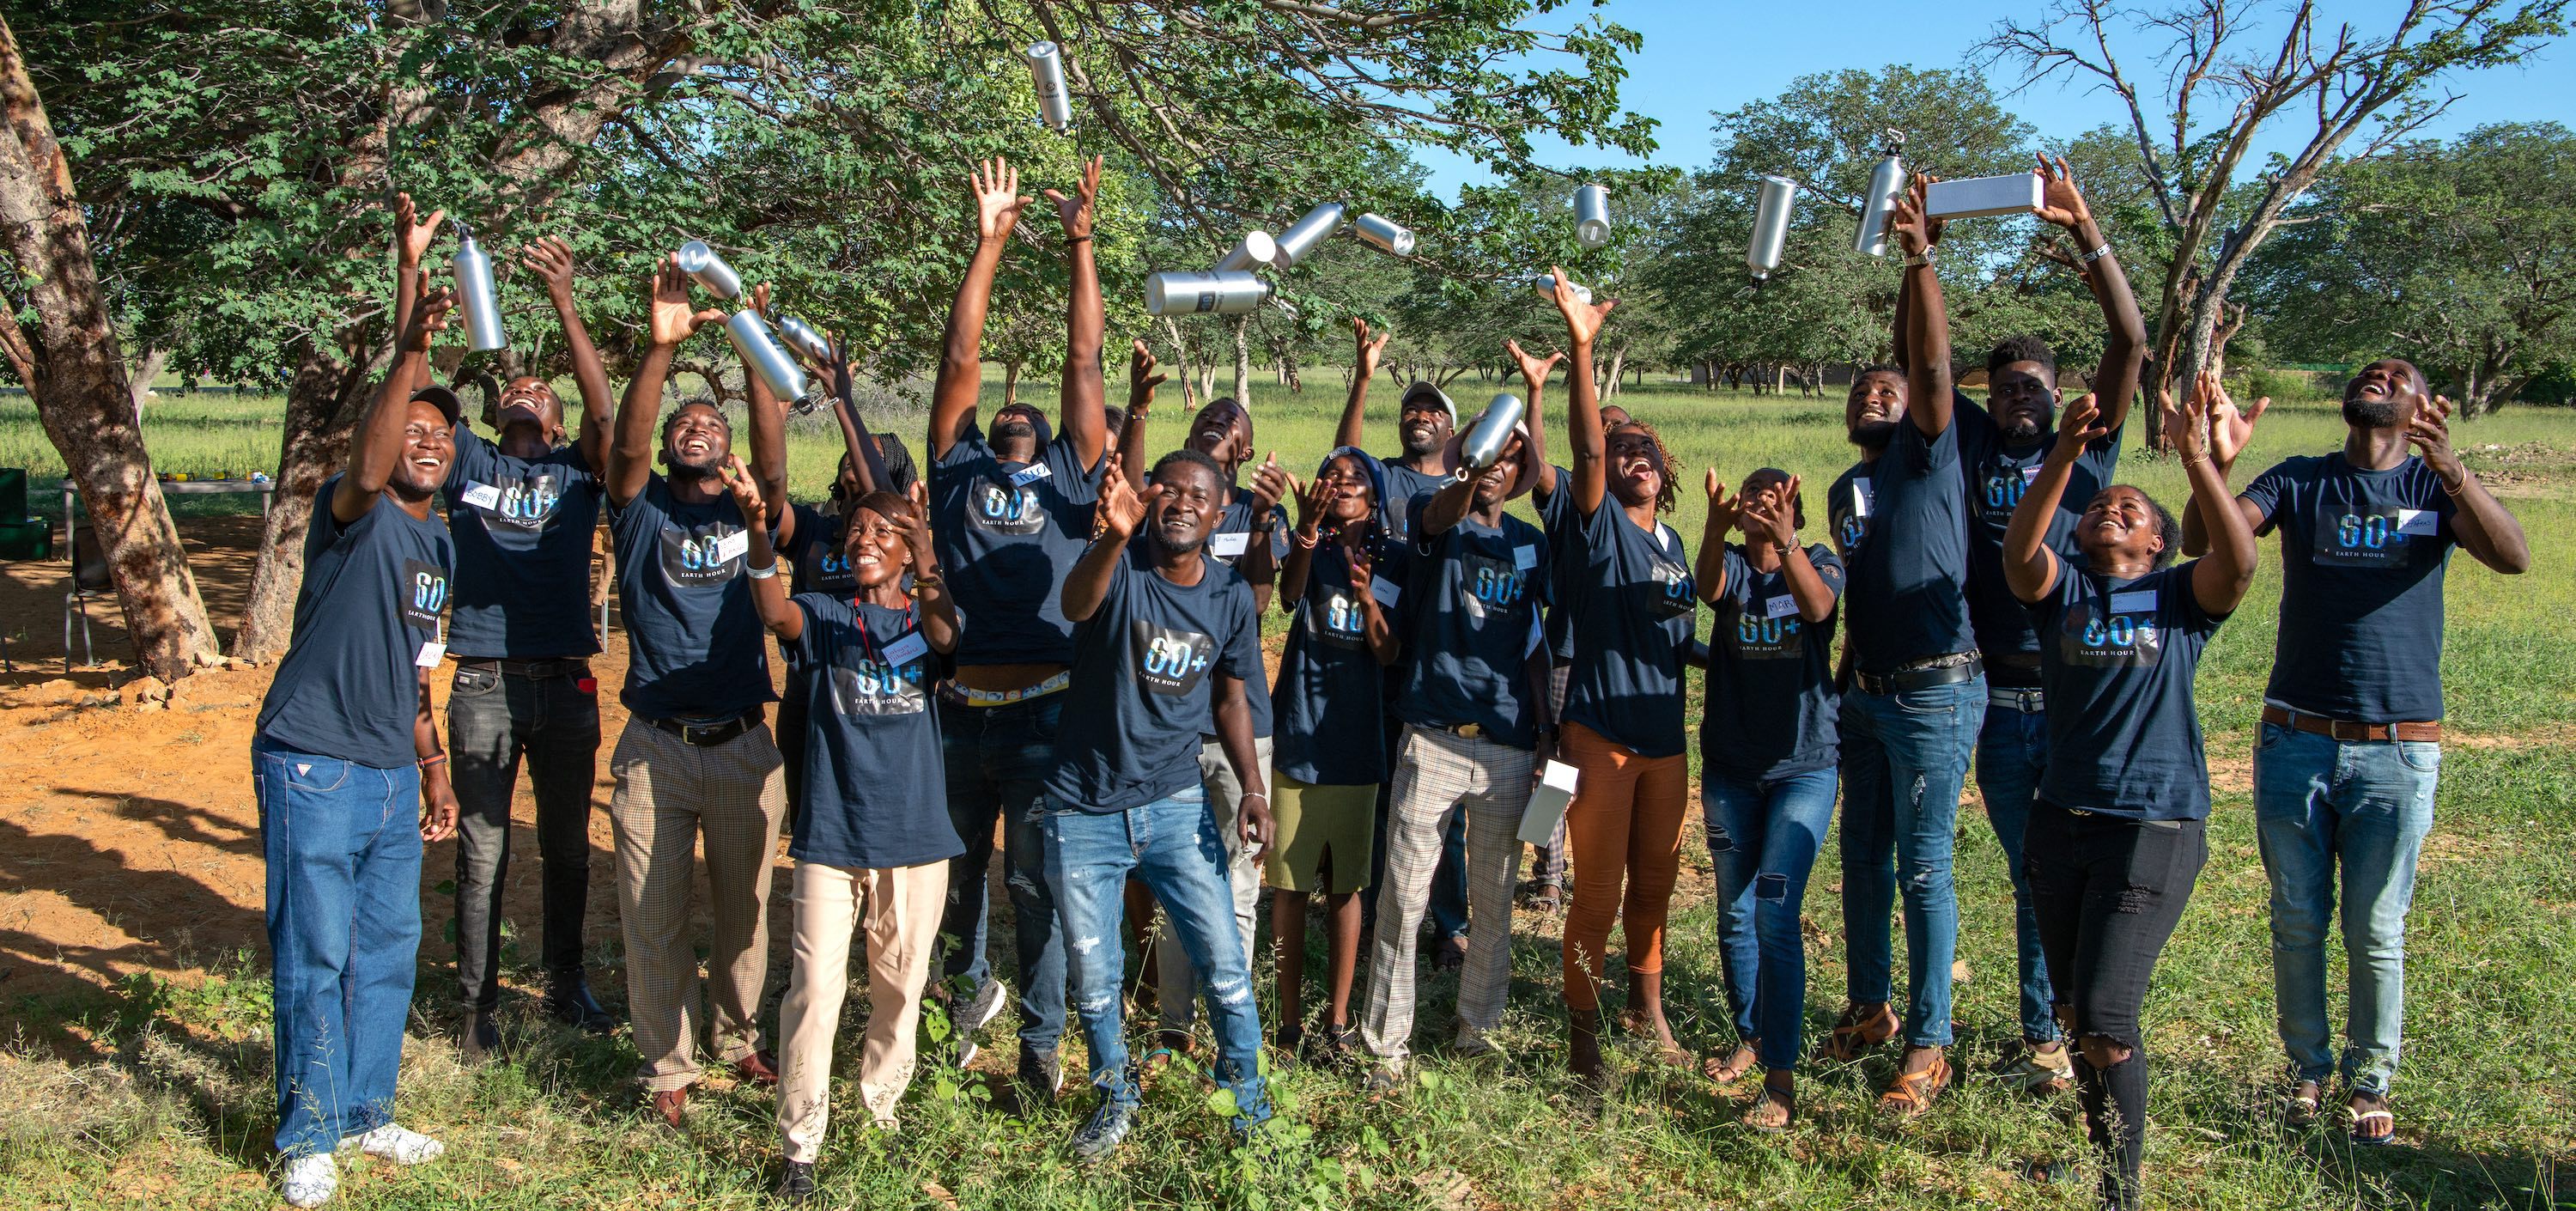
[2032,154,2091,230]
[1096,454,1155,539]
[1546,266,1616,347]
[1703,469,1742,536]
[1291,469,1330,537]
[1047,155,1103,240]
[403,287,456,354]
[1354,318,1391,380]
[2409,393,2467,488]
[971,157,1032,243]
[650,255,726,347]
[1249,452,1291,514]
[1507,338,1564,390]
[1128,338,1167,408]
[392,192,446,269]
[2056,392,2108,455]
[1892,177,1935,259]
[1741,474,1801,548]
[715,454,769,527]
[517,235,576,297]
[897,480,939,574]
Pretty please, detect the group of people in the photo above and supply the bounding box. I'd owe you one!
[246,155,2529,1211]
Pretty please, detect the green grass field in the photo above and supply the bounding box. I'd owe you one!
[5,376,2575,1208]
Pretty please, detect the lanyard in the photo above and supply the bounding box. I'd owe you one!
[854,599,920,668]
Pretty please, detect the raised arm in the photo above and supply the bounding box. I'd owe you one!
[1065,454,1148,623]
[1049,156,1109,467]
[1333,319,1391,450]
[894,481,961,653]
[2409,394,2531,575]
[2180,386,2272,556]
[720,456,801,642]
[1692,471,1740,607]
[1278,472,1325,615]
[607,257,725,507]
[391,193,443,400]
[1547,266,1619,515]
[334,287,454,524]
[1239,456,1290,614]
[930,158,1030,461]
[1118,339,1163,490]
[2002,393,2103,604]
[2170,372,2259,614]
[2036,156,2147,435]
[1892,180,1955,438]
[520,236,617,472]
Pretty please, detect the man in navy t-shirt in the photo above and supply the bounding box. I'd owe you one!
[252,218,459,1207]
[598,256,795,1128]
[2185,356,2530,1142]
[1046,448,1276,1162]
[434,234,620,1049]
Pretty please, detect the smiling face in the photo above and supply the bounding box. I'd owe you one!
[1148,457,1224,556]
[1472,434,1527,510]
[1606,423,1665,508]
[1398,391,1454,457]
[992,403,1043,461]
[2076,485,2166,568]
[1989,361,2057,444]
[1189,399,1252,470]
[1846,369,1908,450]
[662,402,732,476]
[1315,453,1377,526]
[841,503,914,592]
[392,399,456,499]
[495,375,564,439]
[2343,358,2427,430]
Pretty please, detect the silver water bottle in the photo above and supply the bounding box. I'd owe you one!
[1854,131,1908,258]
[676,240,742,301]
[1353,212,1416,257]
[774,313,835,364]
[726,310,808,401]
[1530,272,1594,306]
[1273,203,1346,267]
[450,222,507,352]
[1747,175,1799,281]
[1456,393,1528,478]
[1027,42,1073,131]
[1145,270,1270,317]
[1215,230,1278,273]
[1573,184,1613,250]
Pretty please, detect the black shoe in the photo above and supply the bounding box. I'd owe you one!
[1017,1046,1066,1105]
[545,973,617,1035]
[775,1160,817,1203]
[1069,1096,1137,1164]
[464,1010,502,1056]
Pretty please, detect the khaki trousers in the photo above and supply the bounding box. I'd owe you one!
[608,718,787,1092]
[776,858,949,1156]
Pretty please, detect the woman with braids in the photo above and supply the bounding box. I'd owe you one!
[1528,269,1700,1080]
[1265,447,1405,1062]
[2000,374,2258,1210]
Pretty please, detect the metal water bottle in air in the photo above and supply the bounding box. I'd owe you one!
[1215,231,1278,273]
[1027,42,1073,131]
[1352,213,1416,257]
[1457,393,1528,478]
[1854,131,1907,258]
[1145,271,1270,317]
[726,311,808,402]
[450,222,507,352]
[676,240,742,301]
[1573,184,1613,250]
[1530,273,1593,306]
[1273,203,1346,267]
[773,314,835,364]
[1747,175,1799,281]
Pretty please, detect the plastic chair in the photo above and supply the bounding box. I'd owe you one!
[65,527,110,670]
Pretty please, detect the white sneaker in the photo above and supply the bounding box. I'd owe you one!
[350,1123,446,1165]
[280,1153,338,1208]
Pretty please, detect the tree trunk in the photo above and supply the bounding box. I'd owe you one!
[1002,359,1020,408]
[234,342,380,660]
[125,344,166,420]
[1601,344,1625,399]
[0,15,222,680]
[1229,314,1251,405]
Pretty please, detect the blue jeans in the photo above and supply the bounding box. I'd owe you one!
[1045,788,1270,1128]
[2253,722,2439,1096]
[1704,767,1839,1073]
[936,693,1069,1055]
[1838,674,1986,1047]
[252,738,425,1159]
[1974,697,2060,1043]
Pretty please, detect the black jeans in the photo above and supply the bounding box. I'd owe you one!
[448,661,603,1009]
[2026,800,2207,1211]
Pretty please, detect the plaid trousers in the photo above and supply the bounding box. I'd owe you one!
[1358,725,1534,1069]
[608,717,787,1092]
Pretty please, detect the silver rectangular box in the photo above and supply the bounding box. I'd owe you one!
[1924,173,2044,220]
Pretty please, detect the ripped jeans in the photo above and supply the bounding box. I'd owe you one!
[1043,786,1270,1128]
[1704,767,1839,1073]
[1838,674,1985,1047]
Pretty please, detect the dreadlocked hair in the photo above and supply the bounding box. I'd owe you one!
[1609,420,1683,514]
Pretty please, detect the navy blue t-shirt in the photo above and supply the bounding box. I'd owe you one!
[1827,461,1874,563]
[608,475,774,720]
[1376,459,1448,541]
[1843,417,1975,673]
[257,479,453,768]
[1536,481,1697,758]
[780,502,860,598]
[2242,453,2460,722]
[1543,465,1578,666]
[1273,535,1408,785]
[1703,544,1844,782]
[1205,491,1285,741]
[1957,397,2124,665]
[441,429,600,660]
[1047,547,1263,812]
[929,424,1106,667]
[1397,496,1550,749]
[781,594,963,868]
[2031,563,2227,819]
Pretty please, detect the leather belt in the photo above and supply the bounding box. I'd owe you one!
[2261,704,2440,744]
[1852,654,1983,697]
[940,672,1072,708]
[458,657,590,679]
[1990,686,2045,714]
[647,709,762,747]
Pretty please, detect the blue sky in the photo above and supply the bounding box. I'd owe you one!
[1415,0,2575,195]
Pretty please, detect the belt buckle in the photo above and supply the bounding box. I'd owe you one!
[2330,719,2368,742]
[1457,723,1482,739]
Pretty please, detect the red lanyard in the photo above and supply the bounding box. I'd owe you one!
[854,599,920,667]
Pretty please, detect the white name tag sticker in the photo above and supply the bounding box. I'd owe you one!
[2020,465,2044,484]
[1370,575,1401,606]
[460,481,502,510]
[415,640,447,669]
[1210,532,1250,558]
[1762,593,1798,620]
[713,529,750,565]
[1010,463,1053,487]
[2397,508,2437,537]
[881,630,929,668]
[1512,544,1539,570]
[2108,589,2158,615]
[1853,481,1874,517]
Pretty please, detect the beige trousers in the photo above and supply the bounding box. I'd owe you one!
[776,858,950,1156]
[608,718,787,1092]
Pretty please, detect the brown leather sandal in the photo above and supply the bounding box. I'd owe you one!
[1704,1040,1761,1087]
[1741,1076,1795,1134]
[1819,1003,1899,1062]
[1876,1049,1952,1118]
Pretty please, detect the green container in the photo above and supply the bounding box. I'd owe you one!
[0,467,26,523]
[0,518,52,560]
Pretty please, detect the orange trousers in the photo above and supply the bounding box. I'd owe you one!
[1558,721,1691,1012]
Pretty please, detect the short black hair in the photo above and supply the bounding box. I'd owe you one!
[661,399,731,441]
[2095,484,2183,569]
[1151,447,1226,491]
[1987,335,2057,383]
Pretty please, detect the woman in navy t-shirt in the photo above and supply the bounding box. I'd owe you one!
[2001,380,2257,1211]
[733,468,964,1194]
[1267,447,1403,1061]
